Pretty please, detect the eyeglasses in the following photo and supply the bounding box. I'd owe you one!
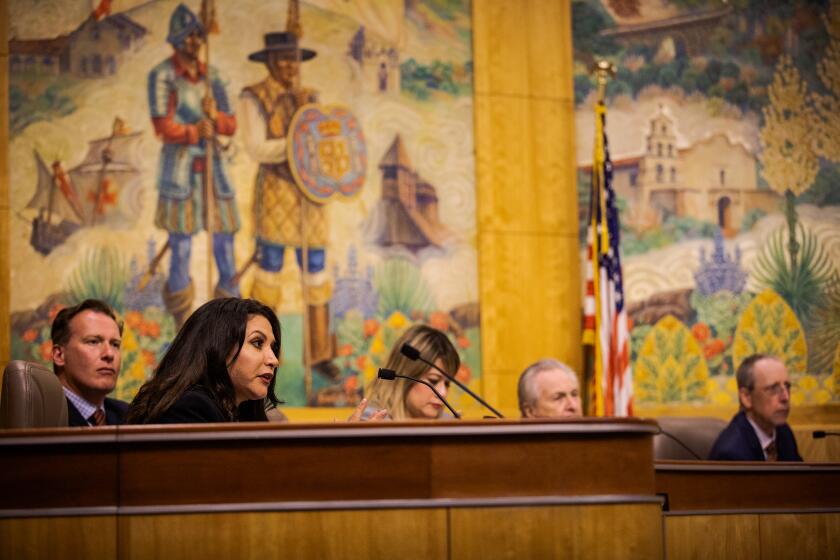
[752,381,792,397]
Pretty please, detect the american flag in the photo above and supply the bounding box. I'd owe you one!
[582,102,633,417]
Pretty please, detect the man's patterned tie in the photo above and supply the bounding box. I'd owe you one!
[765,441,778,462]
[89,408,106,426]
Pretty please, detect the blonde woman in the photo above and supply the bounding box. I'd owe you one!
[363,324,461,420]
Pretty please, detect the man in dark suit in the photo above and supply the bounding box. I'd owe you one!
[51,299,128,426]
[709,354,802,461]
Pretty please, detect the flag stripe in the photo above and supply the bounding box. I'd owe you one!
[582,101,633,417]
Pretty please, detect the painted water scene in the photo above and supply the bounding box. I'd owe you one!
[7,0,479,408]
[574,0,840,408]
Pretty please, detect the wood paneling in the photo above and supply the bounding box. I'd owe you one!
[0,433,119,510]
[1,420,657,510]
[119,509,447,560]
[0,515,117,560]
[473,0,573,100]
[656,462,840,512]
[760,513,840,560]
[795,425,840,462]
[450,504,663,560]
[478,230,581,387]
[431,433,654,498]
[665,514,760,560]
[474,95,578,236]
[473,0,580,405]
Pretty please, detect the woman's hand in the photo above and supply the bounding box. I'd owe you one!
[347,398,388,422]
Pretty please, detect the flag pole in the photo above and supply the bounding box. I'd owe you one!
[583,60,615,417]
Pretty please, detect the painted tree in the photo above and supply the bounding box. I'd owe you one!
[812,1,840,163]
[758,54,819,269]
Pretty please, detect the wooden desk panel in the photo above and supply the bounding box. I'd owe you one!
[450,503,663,560]
[0,421,661,559]
[0,430,118,511]
[656,461,840,513]
[1,419,659,514]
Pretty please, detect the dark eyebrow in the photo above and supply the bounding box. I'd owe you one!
[249,329,275,343]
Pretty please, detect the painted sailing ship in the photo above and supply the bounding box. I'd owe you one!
[25,118,143,255]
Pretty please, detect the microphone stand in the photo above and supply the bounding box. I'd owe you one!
[401,343,504,418]
[378,368,461,419]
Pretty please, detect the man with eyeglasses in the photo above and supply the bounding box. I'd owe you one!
[709,354,802,461]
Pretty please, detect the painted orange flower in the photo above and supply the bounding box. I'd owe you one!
[141,349,157,367]
[429,311,449,332]
[337,343,354,357]
[455,364,472,384]
[356,355,367,370]
[344,376,358,391]
[363,318,379,338]
[39,340,53,362]
[125,311,144,330]
[456,335,470,349]
[22,329,39,343]
[691,322,711,343]
[141,320,161,338]
[703,338,726,359]
[343,375,359,398]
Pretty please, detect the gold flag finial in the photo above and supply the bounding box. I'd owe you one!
[286,0,302,38]
[591,60,616,104]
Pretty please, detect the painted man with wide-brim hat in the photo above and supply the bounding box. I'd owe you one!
[240,31,340,383]
[147,3,241,326]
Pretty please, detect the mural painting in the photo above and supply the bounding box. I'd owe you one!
[574,0,840,409]
[7,0,479,409]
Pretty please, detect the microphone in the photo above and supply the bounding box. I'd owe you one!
[813,431,840,439]
[377,368,461,419]
[400,343,504,418]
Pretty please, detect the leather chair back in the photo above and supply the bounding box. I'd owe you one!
[654,416,728,460]
[1,360,69,428]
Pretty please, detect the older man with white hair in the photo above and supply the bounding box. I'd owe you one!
[518,359,583,419]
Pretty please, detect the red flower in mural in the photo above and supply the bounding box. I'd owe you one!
[363,318,379,338]
[456,335,470,349]
[39,340,53,362]
[22,329,38,343]
[141,349,157,367]
[703,338,726,359]
[429,311,449,332]
[455,364,472,384]
[343,375,358,397]
[356,355,367,370]
[691,322,711,343]
[337,343,354,357]
[125,311,144,330]
[139,320,160,338]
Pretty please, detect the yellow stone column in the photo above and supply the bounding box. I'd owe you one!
[473,0,580,416]
[0,0,10,367]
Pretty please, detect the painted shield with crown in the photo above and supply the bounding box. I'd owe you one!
[287,104,367,204]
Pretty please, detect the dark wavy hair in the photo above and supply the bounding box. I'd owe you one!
[125,298,282,423]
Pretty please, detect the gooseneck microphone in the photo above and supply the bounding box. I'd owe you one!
[813,431,840,439]
[377,368,461,419]
[401,343,504,419]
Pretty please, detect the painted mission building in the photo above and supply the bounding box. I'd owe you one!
[583,105,779,235]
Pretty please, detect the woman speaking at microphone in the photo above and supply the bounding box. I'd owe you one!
[125,298,283,423]
[363,324,460,420]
